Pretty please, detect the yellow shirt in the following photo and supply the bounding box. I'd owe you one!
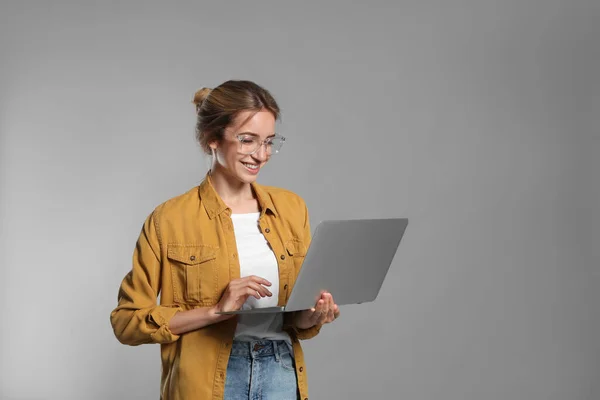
[110,173,322,400]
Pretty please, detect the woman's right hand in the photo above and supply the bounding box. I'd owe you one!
[212,275,273,316]
[169,276,273,334]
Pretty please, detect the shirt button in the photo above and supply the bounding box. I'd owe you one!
[280,254,286,260]
[264,228,270,233]
[190,255,196,261]
[299,366,303,372]
[284,284,288,290]
[233,253,237,259]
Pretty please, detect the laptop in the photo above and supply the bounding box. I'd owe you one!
[216,218,409,315]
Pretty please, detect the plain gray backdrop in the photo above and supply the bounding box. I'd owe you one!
[1,1,598,399]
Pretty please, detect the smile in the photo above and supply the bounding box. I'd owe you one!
[242,162,259,171]
[242,162,259,173]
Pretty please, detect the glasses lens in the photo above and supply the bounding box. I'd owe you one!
[238,136,257,154]
[238,136,285,155]
[269,137,284,154]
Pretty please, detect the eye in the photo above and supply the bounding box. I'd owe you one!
[238,135,255,144]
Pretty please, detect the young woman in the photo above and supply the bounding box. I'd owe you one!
[110,80,340,400]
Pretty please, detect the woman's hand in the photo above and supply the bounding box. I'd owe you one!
[212,275,273,317]
[170,276,273,334]
[295,292,340,329]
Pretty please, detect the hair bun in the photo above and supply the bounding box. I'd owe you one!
[192,87,212,109]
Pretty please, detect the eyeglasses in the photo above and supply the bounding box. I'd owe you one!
[235,133,286,156]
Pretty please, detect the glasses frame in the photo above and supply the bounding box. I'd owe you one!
[234,133,286,156]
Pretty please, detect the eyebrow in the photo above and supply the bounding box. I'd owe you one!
[237,131,276,138]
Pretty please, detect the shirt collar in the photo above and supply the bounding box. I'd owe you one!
[198,171,278,219]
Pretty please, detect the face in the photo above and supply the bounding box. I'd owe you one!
[209,109,276,184]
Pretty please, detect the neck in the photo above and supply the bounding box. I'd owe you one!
[208,166,255,206]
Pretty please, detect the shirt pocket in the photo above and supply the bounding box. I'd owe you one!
[285,238,307,257]
[285,238,307,276]
[167,244,219,305]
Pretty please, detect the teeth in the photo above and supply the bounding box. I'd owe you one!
[243,163,258,170]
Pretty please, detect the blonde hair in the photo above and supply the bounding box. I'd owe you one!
[192,80,281,155]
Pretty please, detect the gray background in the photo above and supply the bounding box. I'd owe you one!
[1,1,598,399]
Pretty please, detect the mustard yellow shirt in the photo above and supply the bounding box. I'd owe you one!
[110,173,322,400]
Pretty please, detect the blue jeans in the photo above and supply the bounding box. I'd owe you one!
[224,339,299,400]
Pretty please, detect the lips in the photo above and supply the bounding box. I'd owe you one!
[241,161,260,174]
[242,162,258,170]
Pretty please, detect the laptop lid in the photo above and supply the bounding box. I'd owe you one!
[283,218,408,312]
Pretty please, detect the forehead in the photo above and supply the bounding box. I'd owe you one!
[229,110,276,136]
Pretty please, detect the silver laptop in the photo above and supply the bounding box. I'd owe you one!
[216,218,408,315]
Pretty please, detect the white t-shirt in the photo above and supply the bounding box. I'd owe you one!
[231,212,292,350]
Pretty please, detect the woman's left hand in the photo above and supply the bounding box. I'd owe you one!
[295,292,340,329]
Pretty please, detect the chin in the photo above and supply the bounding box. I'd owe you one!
[238,175,257,184]
[235,166,260,184]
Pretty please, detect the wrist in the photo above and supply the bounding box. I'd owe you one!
[294,310,314,330]
[209,304,233,323]
[208,305,226,323]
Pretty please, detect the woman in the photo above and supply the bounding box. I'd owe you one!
[110,79,340,400]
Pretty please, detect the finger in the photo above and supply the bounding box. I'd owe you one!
[318,309,328,325]
[326,301,335,322]
[310,300,322,324]
[233,279,272,297]
[245,282,272,297]
[244,287,261,299]
[329,295,337,321]
[327,293,335,307]
[333,304,341,319]
[322,296,331,316]
[248,275,272,287]
[318,300,330,324]
[320,292,333,317]
[310,300,325,324]
[324,292,334,307]
[324,293,333,311]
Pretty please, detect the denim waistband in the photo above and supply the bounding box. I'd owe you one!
[230,339,291,359]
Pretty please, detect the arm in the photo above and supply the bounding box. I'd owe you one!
[168,275,274,335]
[110,209,183,346]
[111,211,277,343]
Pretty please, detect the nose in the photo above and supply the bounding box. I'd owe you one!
[252,143,269,161]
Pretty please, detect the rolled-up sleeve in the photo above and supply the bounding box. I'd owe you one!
[284,316,323,340]
[110,209,182,346]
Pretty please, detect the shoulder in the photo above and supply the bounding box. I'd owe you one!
[257,183,307,210]
[258,183,311,240]
[147,186,201,221]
